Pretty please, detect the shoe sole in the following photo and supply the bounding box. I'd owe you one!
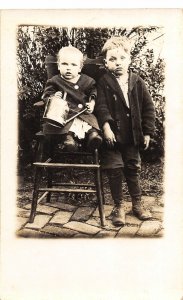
[63,144,79,152]
[112,221,126,226]
[112,218,126,226]
[133,212,152,220]
[87,137,102,151]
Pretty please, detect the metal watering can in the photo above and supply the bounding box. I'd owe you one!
[43,91,87,128]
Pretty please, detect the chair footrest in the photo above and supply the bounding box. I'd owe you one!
[55,151,94,156]
[53,182,95,188]
[38,188,97,193]
[34,162,100,169]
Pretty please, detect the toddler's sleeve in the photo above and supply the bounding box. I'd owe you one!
[42,78,57,103]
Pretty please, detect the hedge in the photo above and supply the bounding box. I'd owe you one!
[17,25,165,171]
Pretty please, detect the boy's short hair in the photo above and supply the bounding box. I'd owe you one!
[57,46,84,64]
[102,36,132,57]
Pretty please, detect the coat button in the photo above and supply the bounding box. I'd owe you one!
[74,85,79,90]
[127,113,130,117]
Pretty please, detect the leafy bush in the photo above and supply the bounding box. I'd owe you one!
[17,25,165,170]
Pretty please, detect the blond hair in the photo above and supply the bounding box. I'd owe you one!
[57,46,84,64]
[102,36,132,57]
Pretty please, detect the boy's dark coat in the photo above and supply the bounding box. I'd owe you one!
[95,71,155,146]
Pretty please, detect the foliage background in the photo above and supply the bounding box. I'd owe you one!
[17,25,165,174]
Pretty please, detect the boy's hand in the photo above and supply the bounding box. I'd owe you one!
[103,122,116,148]
[144,135,150,150]
[86,100,95,113]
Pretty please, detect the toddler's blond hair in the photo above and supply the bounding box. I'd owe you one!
[57,46,84,65]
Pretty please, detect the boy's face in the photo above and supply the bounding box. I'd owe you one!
[58,52,82,80]
[105,47,131,76]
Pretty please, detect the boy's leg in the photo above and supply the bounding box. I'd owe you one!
[107,167,126,226]
[121,144,152,220]
[100,147,125,226]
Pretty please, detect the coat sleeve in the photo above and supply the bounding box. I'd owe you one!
[80,75,97,101]
[95,78,114,128]
[41,78,58,103]
[88,78,97,100]
[140,78,156,137]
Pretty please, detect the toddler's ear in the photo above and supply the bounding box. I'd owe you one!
[80,61,84,70]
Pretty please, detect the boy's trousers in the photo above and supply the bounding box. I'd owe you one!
[101,144,142,201]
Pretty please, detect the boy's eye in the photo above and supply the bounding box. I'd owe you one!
[109,58,115,62]
[61,62,68,65]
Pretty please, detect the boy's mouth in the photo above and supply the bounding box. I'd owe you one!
[115,68,123,72]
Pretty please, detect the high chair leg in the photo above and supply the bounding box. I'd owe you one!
[29,167,42,223]
[94,149,105,227]
[46,169,53,203]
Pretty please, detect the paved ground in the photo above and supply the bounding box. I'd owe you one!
[16,191,164,238]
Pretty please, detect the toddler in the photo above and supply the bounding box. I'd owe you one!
[42,46,102,152]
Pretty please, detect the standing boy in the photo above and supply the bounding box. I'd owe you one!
[95,36,155,226]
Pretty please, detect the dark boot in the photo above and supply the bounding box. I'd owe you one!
[107,168,126,226]
[132,197,152,220]
[86,131,103,151]
[112,203,126,226]
[63,133,78,152]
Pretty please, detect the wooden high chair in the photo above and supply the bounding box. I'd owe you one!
[28,55,106,227]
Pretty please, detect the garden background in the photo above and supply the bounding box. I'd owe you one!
[17,25,165,199]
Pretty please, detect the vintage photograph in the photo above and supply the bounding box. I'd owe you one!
[1,9,183,300]
[16,24,165,238]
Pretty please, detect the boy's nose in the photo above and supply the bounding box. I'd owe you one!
[116,60,122,66]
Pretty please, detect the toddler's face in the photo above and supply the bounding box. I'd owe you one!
[58,52,82,80]
[105,47,131,76]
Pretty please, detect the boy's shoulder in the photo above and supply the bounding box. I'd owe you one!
[99,71,143,85]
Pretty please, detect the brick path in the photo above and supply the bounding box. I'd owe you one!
[16,192,164,238]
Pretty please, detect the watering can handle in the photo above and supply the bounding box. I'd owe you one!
[65,107,88,124]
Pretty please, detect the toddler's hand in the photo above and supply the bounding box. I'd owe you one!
[144,135,150,150]
[86,100,95,113]
[103,122,116,148]
[55,91,63,97]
